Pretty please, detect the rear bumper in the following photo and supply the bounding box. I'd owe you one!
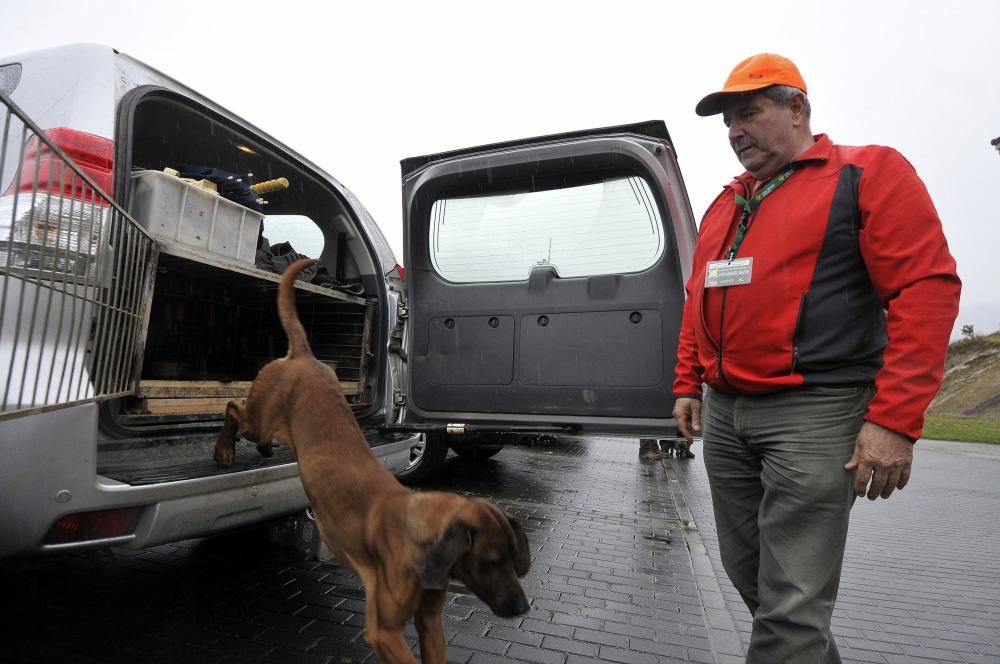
[0,404,419,558]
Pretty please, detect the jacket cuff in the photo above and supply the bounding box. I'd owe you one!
[863,414,919,444]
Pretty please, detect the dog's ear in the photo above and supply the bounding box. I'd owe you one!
[480,501,531,578]
[417,520,470,590]
[503,511,531,578]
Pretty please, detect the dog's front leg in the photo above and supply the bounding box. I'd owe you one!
[370,627,417,664]
[351,561,418,664]
[365,601,418,664]
[415,589,448,664]
[213,399,246,466]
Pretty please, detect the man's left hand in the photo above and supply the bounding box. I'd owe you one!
[844,422,914,500]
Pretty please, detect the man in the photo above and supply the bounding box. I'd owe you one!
[673,54,960,663]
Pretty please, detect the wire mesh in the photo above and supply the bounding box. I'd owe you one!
[1,91,157,418]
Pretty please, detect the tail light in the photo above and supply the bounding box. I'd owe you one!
[13,127,114,197]
[391,263,405,282]
[43,506,145,545]
[0,127,113,280]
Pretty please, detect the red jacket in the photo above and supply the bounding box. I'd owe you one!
[673,135,961,441]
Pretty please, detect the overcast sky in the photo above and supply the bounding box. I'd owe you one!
[4,0,998,338]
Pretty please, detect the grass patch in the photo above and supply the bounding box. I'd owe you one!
[922,415,1000,444]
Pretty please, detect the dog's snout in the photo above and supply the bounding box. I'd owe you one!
[495,592,530,618]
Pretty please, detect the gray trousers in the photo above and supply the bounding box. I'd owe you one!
[702,384,874,664]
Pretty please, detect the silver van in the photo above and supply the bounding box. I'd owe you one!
[0,44,697,559]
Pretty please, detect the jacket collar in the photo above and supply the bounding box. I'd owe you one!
[727,134,832,191]
[793,133,832,164]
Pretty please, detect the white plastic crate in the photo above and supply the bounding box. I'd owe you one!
[128,170,261,263]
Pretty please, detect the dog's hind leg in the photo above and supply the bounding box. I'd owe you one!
[213,399,247,467]
[415,589,448,664]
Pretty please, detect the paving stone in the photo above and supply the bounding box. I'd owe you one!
[596,645,659,664]
[259,647,332,664]
[468,653,510,664]
[212,635,278,660]
[308,637,371,659]
[450,632,510,656]
[506,642,569,664]
[541,635,602,658]
[550,612,605,631]
[521,617,576,639]
[485,624,544,647]
[627,636,687,660]
[573,627,629,648]
[565,656,605,664]
[960,654,1000,664]
[442,645,474,663]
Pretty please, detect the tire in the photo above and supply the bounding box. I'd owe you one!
[395,432,449,485]
[451,441,504,461]
[448,431,505,462]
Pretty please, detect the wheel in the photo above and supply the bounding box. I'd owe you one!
[395,432,449,484]
[451,441,504,461]
[448,431,505,462]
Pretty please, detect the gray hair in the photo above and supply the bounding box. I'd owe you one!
[762,85,812,119]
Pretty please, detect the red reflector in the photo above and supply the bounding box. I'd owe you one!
[13,127,114,198]
[44,506,144,545]
[395,264,405,281]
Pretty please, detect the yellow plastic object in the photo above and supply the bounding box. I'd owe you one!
[249,177,289,195]
[162,167,218,192]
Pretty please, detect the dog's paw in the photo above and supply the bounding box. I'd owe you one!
[213,447,235,467]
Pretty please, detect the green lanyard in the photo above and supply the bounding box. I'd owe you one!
[726,165,796,260]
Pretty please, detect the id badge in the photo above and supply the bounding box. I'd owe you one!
[705,257,753,288]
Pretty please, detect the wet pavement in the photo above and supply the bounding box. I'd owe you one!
[1,436,997,664]
[672,438,1000,664]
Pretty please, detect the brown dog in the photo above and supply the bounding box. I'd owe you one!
[214,259,531,664]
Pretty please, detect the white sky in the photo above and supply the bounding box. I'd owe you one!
[3,0,998,337]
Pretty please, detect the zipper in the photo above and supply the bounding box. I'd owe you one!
[716,289,736,391]
[714,199,759,392]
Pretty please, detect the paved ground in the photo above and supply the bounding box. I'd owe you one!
[671,438,1000,664]
[0,437,710,664]
[1,436,997,664]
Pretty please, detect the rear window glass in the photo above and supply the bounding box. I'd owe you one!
[261,214,325,258]
[429,175,665,283]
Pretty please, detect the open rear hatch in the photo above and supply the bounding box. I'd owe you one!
[401,121,698,436]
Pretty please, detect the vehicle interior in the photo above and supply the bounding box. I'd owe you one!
[100,89,384,446]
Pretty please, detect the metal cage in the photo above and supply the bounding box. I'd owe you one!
[1,91,157,419]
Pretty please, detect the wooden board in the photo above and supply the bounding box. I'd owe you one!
[137,380,252,398]
[145,397,233,414]
[137,378,362,414]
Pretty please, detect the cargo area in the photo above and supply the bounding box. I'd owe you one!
[96,89,385,482]
[118,253,373,425]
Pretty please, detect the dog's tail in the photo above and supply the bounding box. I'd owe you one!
[278,258,316,359]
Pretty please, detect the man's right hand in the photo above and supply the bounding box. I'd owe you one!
[673,397,702,444]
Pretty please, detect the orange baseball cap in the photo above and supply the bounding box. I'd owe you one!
[696,53,807,116]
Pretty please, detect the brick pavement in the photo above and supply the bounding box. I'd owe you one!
[9,436,993,664]
[1,437,724,664]
[423,435,716,664]
[667,438,1000,664]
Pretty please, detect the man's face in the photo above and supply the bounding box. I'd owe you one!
[722,93,799,180]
